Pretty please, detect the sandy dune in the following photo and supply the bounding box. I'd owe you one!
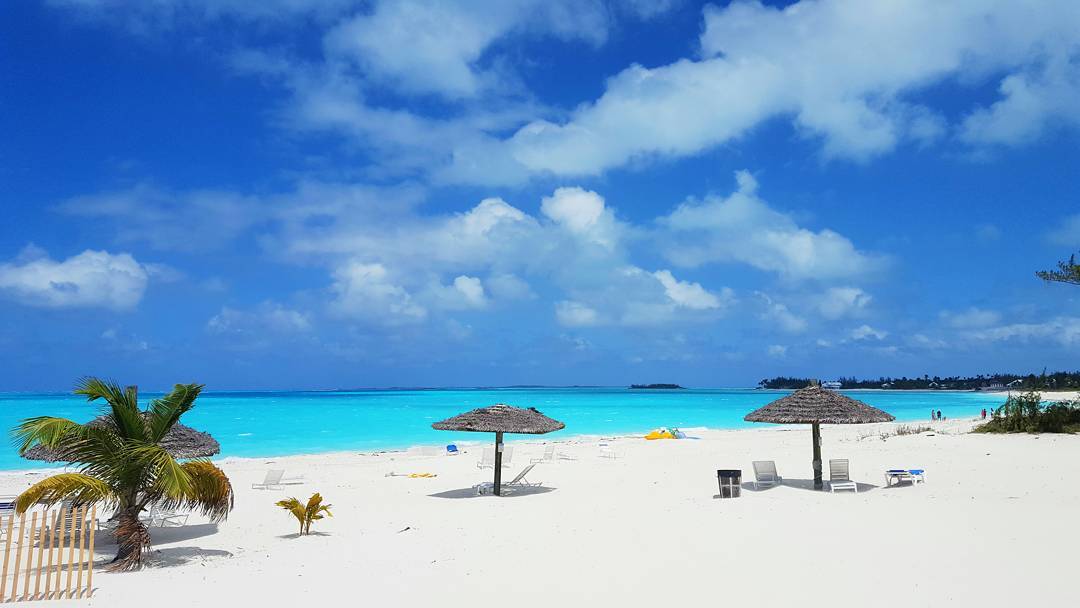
[2,418,1077,607]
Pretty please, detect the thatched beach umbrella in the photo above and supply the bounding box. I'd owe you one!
[22,414,220,462]
[432,404,564,496]
[744,384,894,490]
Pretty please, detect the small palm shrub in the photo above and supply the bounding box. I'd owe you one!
[277,493,332,536]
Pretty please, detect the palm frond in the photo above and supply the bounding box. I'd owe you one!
[75,377,147,441]
[11,416,83,454]
[146,383,204,443]
[15,473,114,513]
[170,460,233,522]
[124,442,191,499]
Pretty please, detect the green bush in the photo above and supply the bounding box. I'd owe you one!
[975,392,1080,433]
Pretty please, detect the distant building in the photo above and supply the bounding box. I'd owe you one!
[822,380,842,389]
[1006,379,1024,388]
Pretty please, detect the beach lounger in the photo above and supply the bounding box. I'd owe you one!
[475,464,542,495]
[598,442,619,459]
[252,469,305,490]
[477,446,513,469]
[829,459,858,493]
[144,505,189,528]
[752,461,782,489]
[884,469,925,486]
[253,469,285,489]
[532,444,556,463]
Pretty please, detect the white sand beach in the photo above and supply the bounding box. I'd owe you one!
[2,418,1078,607]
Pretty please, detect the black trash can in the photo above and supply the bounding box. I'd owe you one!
[717,469,741,498]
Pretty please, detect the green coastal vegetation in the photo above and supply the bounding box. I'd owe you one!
[759,371,1080,391]
[974,391,1080,434]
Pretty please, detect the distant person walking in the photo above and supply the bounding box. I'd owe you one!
[931,409,936,421]
[981,408,987,419]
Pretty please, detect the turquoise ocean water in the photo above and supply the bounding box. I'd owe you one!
[0,388,1008,470]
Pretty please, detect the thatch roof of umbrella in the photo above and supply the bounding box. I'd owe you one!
[432,403,564,497]
[432,403,565,434]
[745,385,895,424]
[22,415,220,462]
[745,384,894,491]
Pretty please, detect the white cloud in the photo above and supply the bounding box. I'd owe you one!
[652,270,729,310]
[426,275,488,310]
[909,333,948,350]
[207,302,311,335]
[940,307,1002,329]
[661,171,883,279]
[540,187,619,249]
[555,300,600,327]
[817,287,872,319]
[1047,214,1080,246]
[850,324,888,341]
[328,262,427,324]
[967,317,1080,347]
[486,273,534,300]
[757,292,807,334]
[324,0,609,99]
[446,0,1080,184]
[767,344,788,358]
[0,248,149,310]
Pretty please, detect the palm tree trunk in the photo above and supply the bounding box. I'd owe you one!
[110,507,152,572]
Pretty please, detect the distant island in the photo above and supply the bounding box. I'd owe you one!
[629,383,685,389]
[759,371,1080,391]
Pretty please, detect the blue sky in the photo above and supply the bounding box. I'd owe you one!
[1,0,1079,391]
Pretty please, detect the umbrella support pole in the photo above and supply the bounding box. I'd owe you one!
[493,432,503,496]
[812,422,823,490]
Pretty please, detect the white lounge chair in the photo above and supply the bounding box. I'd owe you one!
[252,469,305,490]
[829,459,858,493]
[752,461,782,489]
[253,469,285,489]
[598,442,619,459]
[475,464,542,495]
[477,446,514,469]
[143,506,189,528]
[531,444,556,464]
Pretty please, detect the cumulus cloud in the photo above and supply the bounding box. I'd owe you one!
[555,300,600,327]
[817,287,872,319]
[425,275,488,310]
[208,302,311,335]
[661,171,883,279]
[967,317,1080,347]
[324,0,609,99]
[0,247,149,310]
[652,270,728,310]
[757,292,807,334]
[850,324,888,341]
[442,0,1080,184]
[328,262,427,324]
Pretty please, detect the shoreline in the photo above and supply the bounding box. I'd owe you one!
[0,416,982,477]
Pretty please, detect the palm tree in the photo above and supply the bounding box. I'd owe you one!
[12,378,234,571]
[1036,253,1080,285]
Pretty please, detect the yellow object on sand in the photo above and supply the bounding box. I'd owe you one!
[645,429,675,440]
[408,473,437,478]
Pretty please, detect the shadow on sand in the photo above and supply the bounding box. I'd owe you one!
[428,486,557,499]
[145,546,234,568]
[94,522,221,547]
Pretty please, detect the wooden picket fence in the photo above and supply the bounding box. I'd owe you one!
[0,505,97,602]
